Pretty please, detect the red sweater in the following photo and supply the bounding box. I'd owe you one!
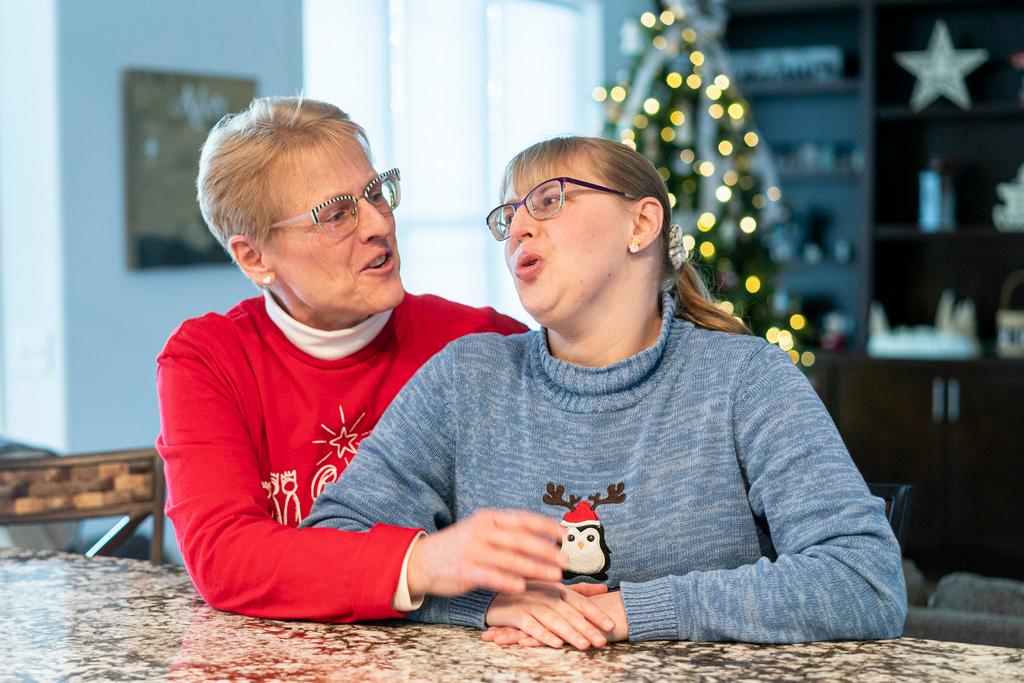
[156,293,525,621]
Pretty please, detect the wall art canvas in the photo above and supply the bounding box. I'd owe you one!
[123,69,256,269]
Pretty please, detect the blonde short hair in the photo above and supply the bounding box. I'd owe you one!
[196,96,370,251]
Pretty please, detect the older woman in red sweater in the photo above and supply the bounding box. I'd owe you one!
[156,97,567,622]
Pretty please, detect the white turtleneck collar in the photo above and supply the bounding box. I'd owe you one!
[263,290,392,361]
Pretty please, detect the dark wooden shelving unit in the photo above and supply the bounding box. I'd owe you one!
[726,1,866,349]
[729,0,1024,348]
[875,224,1024,240]
[726,0,1024,579]
[876,102,1024,121]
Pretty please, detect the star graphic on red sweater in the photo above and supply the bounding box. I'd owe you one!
[313,405,370,467]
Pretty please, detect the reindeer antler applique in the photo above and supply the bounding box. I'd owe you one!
[543,482,582,510]
[587,482,626,509]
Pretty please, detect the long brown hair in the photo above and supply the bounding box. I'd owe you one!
[499,136,750,335]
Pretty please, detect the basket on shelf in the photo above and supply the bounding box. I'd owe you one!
[997,270,1024,358]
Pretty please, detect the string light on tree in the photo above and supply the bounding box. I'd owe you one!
[596,0,813,364]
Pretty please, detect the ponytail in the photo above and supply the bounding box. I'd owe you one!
[671,261,751,335]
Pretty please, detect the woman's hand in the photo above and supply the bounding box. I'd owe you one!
[483,588,629,648]
[482,582,618,650]
[406,509,566,598]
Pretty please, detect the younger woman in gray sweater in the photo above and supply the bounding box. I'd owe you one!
[303,136,906,649]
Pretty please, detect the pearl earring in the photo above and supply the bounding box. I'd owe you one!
[628,238,641,254]
[261,274,274,286]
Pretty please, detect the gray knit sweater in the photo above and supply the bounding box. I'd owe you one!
[303,295,907,642]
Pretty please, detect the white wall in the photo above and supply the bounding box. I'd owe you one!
[0,0,300,560]
[0,0,67,448]
[53,0,302,452]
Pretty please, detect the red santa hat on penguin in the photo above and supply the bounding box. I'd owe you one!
[560,500,600,527]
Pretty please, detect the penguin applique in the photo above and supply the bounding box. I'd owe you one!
[543,482,625,581]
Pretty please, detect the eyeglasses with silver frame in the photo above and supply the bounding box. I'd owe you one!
[271,168,401,241]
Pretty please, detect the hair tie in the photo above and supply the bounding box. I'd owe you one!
[667,224,685,269]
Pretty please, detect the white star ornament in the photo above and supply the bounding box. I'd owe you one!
[894,21,988,112]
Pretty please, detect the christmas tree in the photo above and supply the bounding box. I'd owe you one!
[595,0,814,366]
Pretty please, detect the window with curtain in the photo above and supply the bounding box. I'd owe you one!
[304,0,602,325]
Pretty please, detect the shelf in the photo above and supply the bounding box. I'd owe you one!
[810,350,1024,367]
[874,224,1024,240]
[872,0,1018,8]
[778,169,861,183]
[779,258,857,269]
[729,0,860,17]
[876,102,1024,122]
[739,78,861,97]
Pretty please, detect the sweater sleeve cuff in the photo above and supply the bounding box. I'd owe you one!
[446,590,497,629]
[351,523,425,621]
[620,576,690,642]
[391,532,427,612]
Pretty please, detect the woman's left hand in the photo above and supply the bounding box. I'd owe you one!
[482,590,629,648]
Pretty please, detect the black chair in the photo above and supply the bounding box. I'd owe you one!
[868,482,914,552]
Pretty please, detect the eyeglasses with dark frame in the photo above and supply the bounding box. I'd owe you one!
[270,168,401,241]
[485,176,636,241]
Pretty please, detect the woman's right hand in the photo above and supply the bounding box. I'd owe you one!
[406,509,566,598]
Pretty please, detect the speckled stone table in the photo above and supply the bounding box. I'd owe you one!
[1,550,1022,681]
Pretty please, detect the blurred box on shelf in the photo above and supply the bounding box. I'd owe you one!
[730,46,843,84]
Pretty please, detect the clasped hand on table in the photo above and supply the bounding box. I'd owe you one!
[483,582,629,650]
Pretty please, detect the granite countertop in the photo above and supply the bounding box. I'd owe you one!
[2,549,1022,682]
